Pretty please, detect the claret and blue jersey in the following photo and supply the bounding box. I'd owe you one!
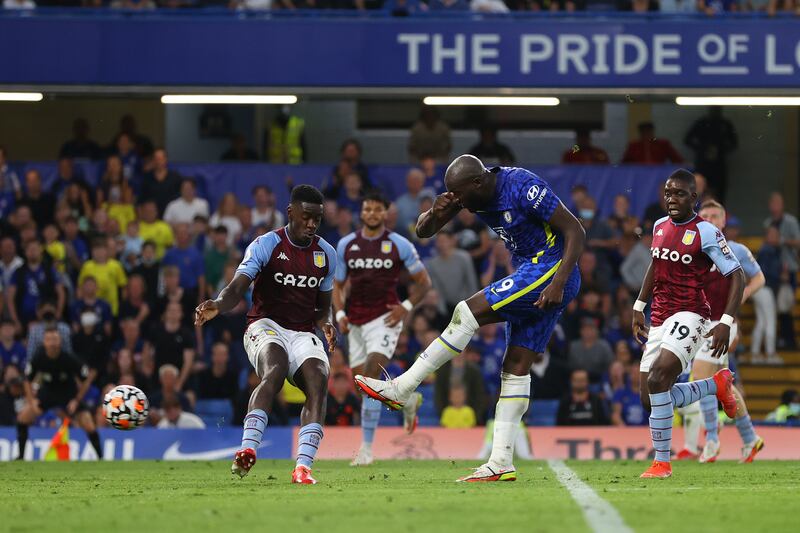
[473,167,581,354]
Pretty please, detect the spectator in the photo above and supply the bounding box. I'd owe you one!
[107,348,150,395]
[765,389,800,423]
[753,226,781,362]
[162,223,206,305]
[440,385,478,428]
[147,302,195,391]
[561,129,610,164]
[620,227,653,293]
[453,209,491,276]
[221,133,258,161]
[42,224,67,275]
[20,170,56,228]
[156,395,206,429]
[138,200,174,259]
[0,146,21,203]
[60,118,102,160]
[0,366,24,426]
[395,169,433,238]
[78,237,128,316]
[204,226,233,294]
[52,157,92,205]
[420,154,445,192]
[578,251,612,314]
[642,182,667,228]
[567,317,614,382]
[113,318,146,362]
[72,309,111,386]
[113,132,140,182]
[148,364,192,413]
[468,127,515,165]
[481,239,514,286]
[119,220,143,269]
[428,0,469,10]
[556,369,610,426]
[0,236,22,289]
[209,193,242,248]
[424,228,479,311]
[141,148,182,217]
[192,215,210,253]
[155,266,196,327]
[621,122,683,164]
[7,240,65,331]
[579,198,616,277]
[97,155,133,208]
[118,274,151,327]
[606,194,638,237]
[267,106,305,164]
[2,0,36,9]
[434,353,486,424]
[764,192,799,349]
[113,114,154,160]
[163,179,210,225]
[659,0,697,12]
[325,372,361,426]
[335,138,370,187]
[611,365,646,426]
[25,300,72,361]
[684,107,737,200]
[0,319,25,369]
[70,276,113,336]
[408,107,452,164]
[251,185,285,231]
[195,343,238,401]
[131,241,161,305]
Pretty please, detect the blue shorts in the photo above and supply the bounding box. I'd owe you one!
[483,260,580,353]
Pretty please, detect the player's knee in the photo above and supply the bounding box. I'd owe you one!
[447,300,479,335]
[646,368,670,393]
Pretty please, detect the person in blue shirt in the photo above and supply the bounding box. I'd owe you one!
[611,364,647,426]
[0,319,26,369]
[357,155,585,482]
[162,223,206,304]
[69,277,113,337]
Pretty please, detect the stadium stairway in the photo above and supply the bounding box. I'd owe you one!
[737,279,800,420]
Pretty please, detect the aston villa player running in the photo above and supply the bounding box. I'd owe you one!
[356,155,585,482]
[195,185,337,485]
[333,191,432,466]
[633,170,744,479]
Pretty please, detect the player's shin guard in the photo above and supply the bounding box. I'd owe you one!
[241,409,268,453]
[361,397,382,447]
[296,423,323,468]
[670,378,716,407]
[700,395,719,442]
[649,391,674,463]
[488,373,530,469]
[394,300,479,397]
[88,431,103,459]
[735,414,757,445]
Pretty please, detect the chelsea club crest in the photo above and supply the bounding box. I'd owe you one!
[503,211,512,223]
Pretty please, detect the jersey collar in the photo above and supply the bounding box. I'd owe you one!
[669,212,698,227]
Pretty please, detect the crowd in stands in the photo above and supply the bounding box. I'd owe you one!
[2,0,799,15]
[0,111,797,432]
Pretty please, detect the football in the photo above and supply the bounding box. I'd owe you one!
[103,385,149,431]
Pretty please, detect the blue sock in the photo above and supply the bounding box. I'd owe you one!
[736,414,757,445]
[296,423,324,468]
[361,397,382,446]
[241,409,268,452]
[649,391,673,463]
[670,378,717,407]
[700,395,719,442]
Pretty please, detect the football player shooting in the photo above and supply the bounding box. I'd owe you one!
[195,185,336,485]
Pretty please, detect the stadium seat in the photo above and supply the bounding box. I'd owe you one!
[194,399,234,427]
[528,400,560,427]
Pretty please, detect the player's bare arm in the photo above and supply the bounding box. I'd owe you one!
[535,202,586,310]
[633,261,654,344]
[415,192,461,239]
[704,268,745,358]
[194,273,251,326]
[384,269,432,327]
[315,289,337,352]
[332,279,350,333]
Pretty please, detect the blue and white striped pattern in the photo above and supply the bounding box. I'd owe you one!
[736,414,757,445]
[361,397,382,445]
[241,409,268,451]
[649,392,673,463]
[700,395,719,442]
[296,423,324,468]
[670,378,716,407]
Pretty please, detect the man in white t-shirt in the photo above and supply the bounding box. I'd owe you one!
[251,185,284,230]
[163,179,210,225]
[156,395,206,429]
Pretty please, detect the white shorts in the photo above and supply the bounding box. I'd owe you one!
[347,311,402,368]
[693,320,738,366]
[640,311,709,373]
[243,318,329,384]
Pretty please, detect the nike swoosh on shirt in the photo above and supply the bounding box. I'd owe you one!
[162,441,271,460]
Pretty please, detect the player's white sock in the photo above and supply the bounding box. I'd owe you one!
[488,373,530,469]
[296,423,324,469]
[700,395,719,442]
[394,301,479,397]
[361,397,382,447]
[241,409,268,452]
[670,378,716,407]
[649,391,673,463]
[680,402,702,453]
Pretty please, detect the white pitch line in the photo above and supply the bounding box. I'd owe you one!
[547,460,634,533]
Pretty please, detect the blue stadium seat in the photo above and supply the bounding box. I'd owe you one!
[194,399,234,427]
[528,400,560,427]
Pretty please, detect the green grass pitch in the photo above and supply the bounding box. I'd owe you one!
[1,460,797,533]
